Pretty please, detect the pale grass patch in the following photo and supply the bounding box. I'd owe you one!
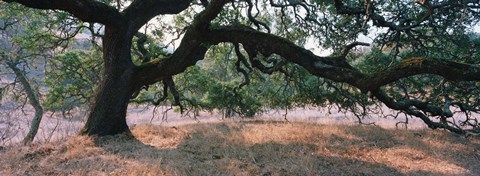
[233,121,360,145]
[63,135,102,160]
[132,124,186,148]
[365,147,469,175]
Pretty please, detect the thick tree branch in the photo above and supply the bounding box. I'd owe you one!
[131,0,228,88]
[362,57,480,91]
[123,0,192,31]
[201,25,365,83]
[204,26,480,91]
[2,0,122,25]
[119,19,480,96]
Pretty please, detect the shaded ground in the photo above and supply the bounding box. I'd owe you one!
[1,121,479,175]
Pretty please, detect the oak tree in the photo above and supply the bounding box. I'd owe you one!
[2,0,480,136]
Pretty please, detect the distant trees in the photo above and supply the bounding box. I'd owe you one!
[0,0,479,136]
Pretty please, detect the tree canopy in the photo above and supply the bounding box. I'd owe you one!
[1,0,479,136]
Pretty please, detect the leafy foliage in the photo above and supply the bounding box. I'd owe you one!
[43,50,102,112]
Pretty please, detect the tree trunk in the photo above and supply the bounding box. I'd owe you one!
[5,62,44,145]
[80,25,136,136]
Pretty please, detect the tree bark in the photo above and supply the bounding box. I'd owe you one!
[80,25,136,136]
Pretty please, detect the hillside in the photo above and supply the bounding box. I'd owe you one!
[1,121,479,176]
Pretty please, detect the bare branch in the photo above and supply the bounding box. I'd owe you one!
[333,0,479,31]
[245,0,271,33]
[372,89,466,134]
[233,43,251,89]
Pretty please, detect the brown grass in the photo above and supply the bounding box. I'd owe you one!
[1,121,479,176]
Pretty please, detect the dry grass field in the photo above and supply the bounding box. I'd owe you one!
[1,121,479,176]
